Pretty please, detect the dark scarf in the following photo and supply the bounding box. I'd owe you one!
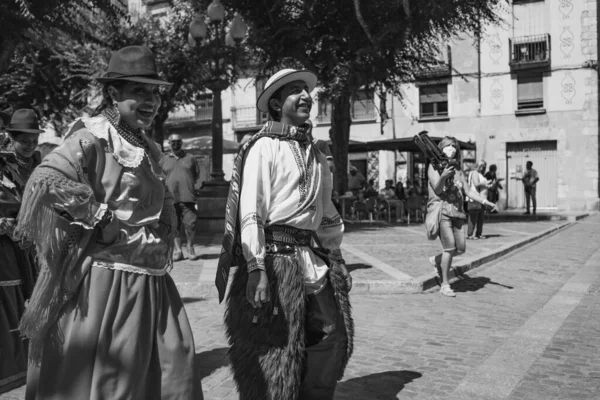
[215,121,313,303]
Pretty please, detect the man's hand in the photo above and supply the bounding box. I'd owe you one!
[339,264,352,292]
[246,270,270,308]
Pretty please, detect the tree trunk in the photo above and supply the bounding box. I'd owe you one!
[330,91,352,194]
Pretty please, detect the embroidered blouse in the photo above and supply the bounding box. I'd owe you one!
[31,114,176,275]
[239,134,344,294]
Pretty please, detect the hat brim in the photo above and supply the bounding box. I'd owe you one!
[256,70,318,112]
[6,128,44,134]
[96,76,173,86]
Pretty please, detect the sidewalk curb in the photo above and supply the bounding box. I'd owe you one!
[175,214,588,298]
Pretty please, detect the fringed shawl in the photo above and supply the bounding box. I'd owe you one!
[215,121,314,303]
[13,165,98,364]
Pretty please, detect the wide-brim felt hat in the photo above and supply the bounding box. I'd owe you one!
[256,69,318,112]
[6,109,44,134]
[97,45,172,86]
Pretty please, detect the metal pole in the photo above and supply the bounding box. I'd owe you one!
[210,88,225,181]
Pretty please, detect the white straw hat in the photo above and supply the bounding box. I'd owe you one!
[256,69,317,112]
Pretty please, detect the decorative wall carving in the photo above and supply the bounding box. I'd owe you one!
[490,79,504,110]
[488,33,502,65]
[559,0,573,19]
[561,72,576,104]
[559,26,575,59]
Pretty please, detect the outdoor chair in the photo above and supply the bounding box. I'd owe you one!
[406,195,425,225]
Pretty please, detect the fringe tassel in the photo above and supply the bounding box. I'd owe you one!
[13,167,95,365]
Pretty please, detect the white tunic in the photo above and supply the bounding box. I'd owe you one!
[239,136,344,294]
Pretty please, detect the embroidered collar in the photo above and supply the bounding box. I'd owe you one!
[261,121,313,143]
[77,113,145,169]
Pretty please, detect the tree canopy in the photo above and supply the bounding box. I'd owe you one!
[222,0,507,191]
[0,0,126,74]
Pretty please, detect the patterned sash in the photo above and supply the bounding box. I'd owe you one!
[215,121,314,302]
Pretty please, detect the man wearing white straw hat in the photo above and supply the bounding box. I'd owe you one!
[215,69,354,400]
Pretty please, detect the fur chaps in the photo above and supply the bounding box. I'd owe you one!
[225,253,354,400]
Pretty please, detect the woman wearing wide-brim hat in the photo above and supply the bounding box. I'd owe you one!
[0,108,43,395]
[15,46,201,399]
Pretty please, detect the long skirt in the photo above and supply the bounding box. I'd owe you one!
[25,265,201,400]
[0,235,36,394]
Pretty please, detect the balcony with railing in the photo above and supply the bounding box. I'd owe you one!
[167,104,213,125]
[509,34,551,71]
[231,105,267,130]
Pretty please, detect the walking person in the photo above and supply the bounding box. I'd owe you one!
[484,164,503,213]
[514,161,539,215]
[216,68,354,400]
[428,137,497,297]
[466,160,488,240]
[14,46,200,399]
[160,133,201,261]
[0,109,42,394]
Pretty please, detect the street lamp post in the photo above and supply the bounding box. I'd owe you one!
[189,0,247,196]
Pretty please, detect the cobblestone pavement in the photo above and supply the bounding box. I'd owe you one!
[3,216,599,400]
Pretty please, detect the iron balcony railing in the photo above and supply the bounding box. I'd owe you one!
[509,34,551,71]
[316,99,376,123]
[167,105,213,123]
[231,105,267,130]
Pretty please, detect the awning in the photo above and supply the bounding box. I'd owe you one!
[163,136,241,156]
[335,137,476,153]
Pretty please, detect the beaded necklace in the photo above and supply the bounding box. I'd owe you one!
[102,107,149,151]
[14,151,33,169]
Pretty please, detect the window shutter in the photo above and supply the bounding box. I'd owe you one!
[420,85,448,104]
[517,75,543,101]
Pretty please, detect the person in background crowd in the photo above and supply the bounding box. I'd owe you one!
[364,179,378,198]
[466,160,489,240]
[348,165,366,196]
[216,68,353,400]
[160,133,201,261]
[395,179,407,201]
[380,179,405,222]
[0,109,42,394]
[15,46,200,399]
[427,137,497,297]
[484,164,502,213]
[514,161,539,215]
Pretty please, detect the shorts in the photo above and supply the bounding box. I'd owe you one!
[174,202,197,234]
[438,214,466,253]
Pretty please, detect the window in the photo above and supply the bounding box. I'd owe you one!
[195,93,213,120]
[352,90,376,120]
[517,74,543,110]
[419,84,448,119]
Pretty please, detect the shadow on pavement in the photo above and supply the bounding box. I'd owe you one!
[195,347,230,381]
[198,253,220,260]
[479,234,502,239]
[346,263,372,273]
[336,370,422,399]
[452,275,514,293]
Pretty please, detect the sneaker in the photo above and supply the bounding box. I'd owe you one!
[173,251,184,262]
[523,211,531,215]
[477,236,486,240]
[187,246,201,261]
[467,235,478,240]
[440,284,456,297]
